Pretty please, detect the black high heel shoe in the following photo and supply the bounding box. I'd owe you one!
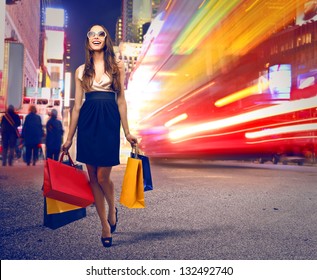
[101,236,112,248]
[108,207,118,233]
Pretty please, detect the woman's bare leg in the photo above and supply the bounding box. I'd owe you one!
[97,167,116,226]
[86,164,111,238]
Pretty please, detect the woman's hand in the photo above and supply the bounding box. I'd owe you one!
[62,139,73,152]
[125,133,138,147]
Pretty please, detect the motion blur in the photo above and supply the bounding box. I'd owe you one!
[128,0,317,162]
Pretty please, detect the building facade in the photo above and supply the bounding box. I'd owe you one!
[4,0,41,88]
[116,0,164,87]
[119,0,164,44]
[0,0,41,111]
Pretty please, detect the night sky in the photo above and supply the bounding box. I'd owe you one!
[60,0,122,73]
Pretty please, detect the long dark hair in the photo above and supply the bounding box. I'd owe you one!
[82,24,121,93]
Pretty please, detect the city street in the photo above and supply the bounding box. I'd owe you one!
[0,158,317,260]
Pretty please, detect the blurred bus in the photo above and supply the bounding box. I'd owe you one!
[128,0,317,162]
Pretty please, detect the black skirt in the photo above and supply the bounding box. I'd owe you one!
[77,91,120,167]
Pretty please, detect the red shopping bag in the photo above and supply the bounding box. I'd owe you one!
[43,152,94,207]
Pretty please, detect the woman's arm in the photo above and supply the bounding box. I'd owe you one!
[116,60,138,146]
[63,67,84,151]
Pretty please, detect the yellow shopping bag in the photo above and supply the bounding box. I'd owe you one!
[120,156,145,208]
[43,197,86,229]
[46,197,82,214]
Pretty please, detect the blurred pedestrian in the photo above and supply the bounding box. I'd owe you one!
[1,104,21,166]
[62,24,138,248]
[21,105,44,166]
[45,109,64,161]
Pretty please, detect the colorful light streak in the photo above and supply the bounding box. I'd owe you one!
[127,0,311,137]
[245,123,317,139]
[165,0,173,11]
[168,96,317,140]
[169,118,317,144]
[129,0,309,123]
[214,84,265,107]
[246,136,317,145]
[164,113,188,127]
[172,0,240,55]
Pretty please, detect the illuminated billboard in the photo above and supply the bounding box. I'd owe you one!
[47,63,64,89]
[45,8,65,27]
[46,30,64,60]
[268,64,291,100]
[64,72,71,107]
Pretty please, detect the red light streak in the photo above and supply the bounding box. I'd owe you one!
[169,96,317,140]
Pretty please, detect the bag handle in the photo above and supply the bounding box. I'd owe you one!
[59,151,75,166]
[131,146,144,159]
[131,146,139,159]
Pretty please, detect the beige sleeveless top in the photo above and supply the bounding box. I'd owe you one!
[77,60,124,93]
[77,64,113,92]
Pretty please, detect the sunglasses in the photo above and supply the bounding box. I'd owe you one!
[87,31,106,39]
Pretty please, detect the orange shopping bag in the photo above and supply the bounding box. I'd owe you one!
[43,197,86,229]
[120,156,145,208]
[46,197,82,214]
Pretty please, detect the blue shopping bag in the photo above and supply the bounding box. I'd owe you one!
[131,149,153,192]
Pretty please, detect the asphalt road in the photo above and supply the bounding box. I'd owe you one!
[1,158,317,260]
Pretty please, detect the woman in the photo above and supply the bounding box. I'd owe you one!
[62,24,137,248]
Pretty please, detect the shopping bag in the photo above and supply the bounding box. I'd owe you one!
[120,156,145,208]
[43,156,87,229]
[43,152,94,207]
[43,197,86,230]
[46,197,82,214]
[131,149,153,192]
